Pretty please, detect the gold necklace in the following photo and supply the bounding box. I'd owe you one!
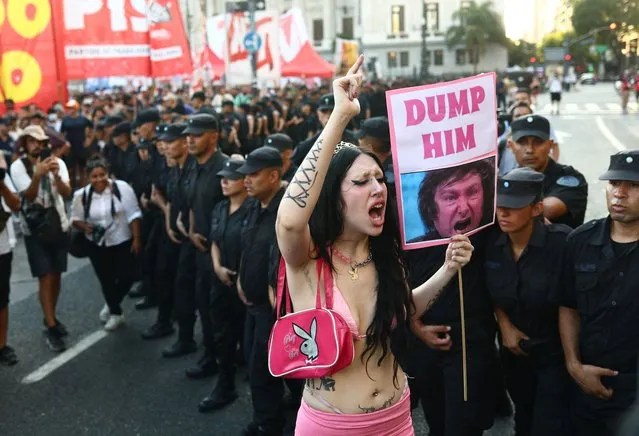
[332,246,373,280]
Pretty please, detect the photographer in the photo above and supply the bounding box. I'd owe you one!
[10,126,71,353]
[70,157,142,331]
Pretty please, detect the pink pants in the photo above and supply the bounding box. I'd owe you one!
[294,387,414,436]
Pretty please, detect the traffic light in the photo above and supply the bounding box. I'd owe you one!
[564,54,572,61]
[530,56,537,64]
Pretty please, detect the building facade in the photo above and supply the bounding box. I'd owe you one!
[182,0,508,78]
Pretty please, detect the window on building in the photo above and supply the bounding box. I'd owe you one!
[468,49,478,64]
[388,51,398,68]
[425,2,439,32]
[455,49,466,65]
[460,0,472,25]
[400,51,410,67]
[391,5,405,34]
[434,49,444,66]
[342,17,354,39]
[313,19,324,43]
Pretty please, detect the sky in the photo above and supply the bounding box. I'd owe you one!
[504,0,561,42]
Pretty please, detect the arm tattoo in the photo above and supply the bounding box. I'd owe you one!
[358,393,396,413]
[283,139,323,208]
[423,287,445,313]
[305,376,336,392]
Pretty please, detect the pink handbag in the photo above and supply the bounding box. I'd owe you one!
[268,257,355,379]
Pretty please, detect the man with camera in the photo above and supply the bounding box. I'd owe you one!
[10,125,72,352]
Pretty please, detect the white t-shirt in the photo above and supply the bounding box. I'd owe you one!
[10,157,71,234]
[70,180,142,247]
[0,174,17,255]
[549,77,563,93]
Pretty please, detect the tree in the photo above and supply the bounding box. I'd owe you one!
[571,0,639,38]
[446,1,508,73]
[507,39,538,66]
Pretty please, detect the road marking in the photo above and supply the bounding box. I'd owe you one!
[595,116,626,152]
[585,103,600,112]
[565,103,579,112]
[22,330,108,384]
[606,103,622,112]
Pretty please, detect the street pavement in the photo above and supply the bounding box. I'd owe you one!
[0,84,637,436]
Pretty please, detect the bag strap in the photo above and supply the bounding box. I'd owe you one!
[275,256,292,320]
[274,255,335,319]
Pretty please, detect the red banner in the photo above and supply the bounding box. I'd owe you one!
[147,0,191,78]
[0,0,62,111]
[54,0,151,79]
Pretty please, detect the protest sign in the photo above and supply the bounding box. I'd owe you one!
[386,73,498,250]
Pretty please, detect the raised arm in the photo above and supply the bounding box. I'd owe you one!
[276,55,364,268]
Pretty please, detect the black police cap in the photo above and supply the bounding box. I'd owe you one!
[182,114,219,135]
[217,159,245,180]
[355,116,390,140]
[136,108,161,126]
[511,115,550,142]
[237,146,283,175]
[264,133,294,152]
[497,167,545,209]
[318,93,335,111]
[159,123,188,142]
[600,150,639,182]
[136,137,152,150]
[112,121,132,137]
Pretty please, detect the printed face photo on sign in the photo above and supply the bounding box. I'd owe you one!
[402,156,496,243]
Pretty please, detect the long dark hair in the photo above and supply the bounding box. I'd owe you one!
[309,146,412,386]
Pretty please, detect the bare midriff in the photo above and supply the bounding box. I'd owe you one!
[302,341,405,414]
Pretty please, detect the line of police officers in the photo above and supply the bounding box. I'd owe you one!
[97,96,639,436]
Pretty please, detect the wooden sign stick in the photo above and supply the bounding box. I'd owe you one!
[458,267,468,402]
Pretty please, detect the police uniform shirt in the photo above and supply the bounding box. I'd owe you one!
[406,230,494,326]
[166,155,197,237]
[240,188,285,306]
[485,221,570,359]
[107,142,136,183]
[209,198,251,274]
[543,158,588,228]
[189,150,228,242]
[561,218,639,372]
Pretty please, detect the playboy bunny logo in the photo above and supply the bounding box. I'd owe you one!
[292,318,319,364]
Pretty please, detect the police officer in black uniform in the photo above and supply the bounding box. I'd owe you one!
[264,133,297,182]
[356,116,395,195]
[292,94,356,167]
[161,128,200,358]
[140,123,189,340]
[486,167,571,436]
[509,114,588,228]
[182,114,228,379]
[107,121,136,183]
[198,158,250,412]
[237,147,286,436]
[131,109,163,309]
[559,150,639,436]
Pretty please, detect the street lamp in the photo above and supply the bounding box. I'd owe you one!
[420,7,429,81]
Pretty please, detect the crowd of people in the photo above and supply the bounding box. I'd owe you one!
[0,55,639,436]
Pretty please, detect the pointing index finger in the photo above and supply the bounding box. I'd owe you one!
[347,55,364,76]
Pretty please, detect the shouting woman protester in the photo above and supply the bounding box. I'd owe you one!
[71,157,142,331]
[275,56,474,435]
